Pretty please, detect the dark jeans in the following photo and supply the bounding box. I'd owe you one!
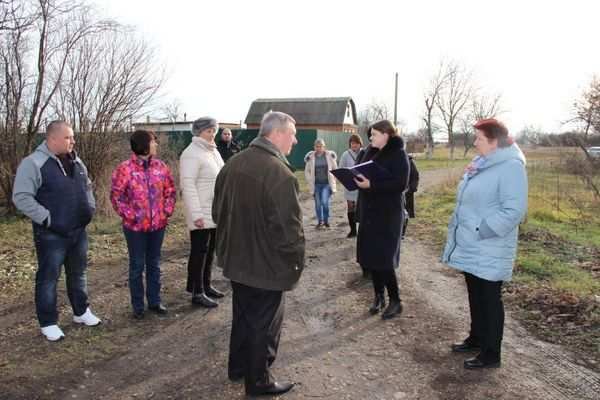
[464,272,504,361]
[32,225,89,327]
[228,281,284,392]
[314,183,332,223]
[123,227,165,313]
[371,269,400,302]
[186,228,216,294]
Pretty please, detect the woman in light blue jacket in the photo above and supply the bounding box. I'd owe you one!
[442,118,528,370]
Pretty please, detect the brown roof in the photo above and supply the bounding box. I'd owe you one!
[245,97,357,126]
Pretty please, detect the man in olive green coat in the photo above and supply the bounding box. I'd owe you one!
[212,111,305,397]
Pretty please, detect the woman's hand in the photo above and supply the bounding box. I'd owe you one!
[354,174,370,189]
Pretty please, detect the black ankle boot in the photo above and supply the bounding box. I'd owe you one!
[369,294,385,315]
[192,293,218,308]
[382,299,402,319]
[361,268,371,280]
[205,285,225,298]
[346,212,357,238]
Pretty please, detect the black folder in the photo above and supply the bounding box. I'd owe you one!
[330,160,392,191]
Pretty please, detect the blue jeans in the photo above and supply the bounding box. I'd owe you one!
[314,183,332,223]
[123,228,165,313]
[32,225,89,327]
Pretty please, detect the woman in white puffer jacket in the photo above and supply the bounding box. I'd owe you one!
[180,117,225,308]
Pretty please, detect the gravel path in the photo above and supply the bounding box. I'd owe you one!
[1,167,599,400]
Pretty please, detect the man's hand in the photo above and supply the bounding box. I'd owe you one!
[194,218,205,229]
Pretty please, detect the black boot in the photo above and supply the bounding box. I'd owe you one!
[346,212,357,238]
[205,285,225,298]
[192,292,218,308]
[361,267,371,280]
[191,277,217,308]
[382,299,402,319]
[369,293,385,315]
[198,258,221,304]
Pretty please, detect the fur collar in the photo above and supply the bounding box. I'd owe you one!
[363,136,405,162]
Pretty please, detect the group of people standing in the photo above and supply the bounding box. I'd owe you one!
[302,118,527,370]
[12,111,527,396]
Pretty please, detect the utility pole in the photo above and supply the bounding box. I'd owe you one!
[393,72,398,127]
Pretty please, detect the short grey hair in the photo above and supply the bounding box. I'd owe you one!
[314,138,325,146]
[46,120,72,136]
[258,111,296,137]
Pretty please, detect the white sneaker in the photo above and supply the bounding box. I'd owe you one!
[41,325,65,341]
[73,308,101,326]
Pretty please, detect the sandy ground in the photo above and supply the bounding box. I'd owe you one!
[1,168,599,400]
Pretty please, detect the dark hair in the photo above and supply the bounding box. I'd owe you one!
[370,120,398,137]
[473,118,511,148]
[348,133,363,146]
[130,130,157,156]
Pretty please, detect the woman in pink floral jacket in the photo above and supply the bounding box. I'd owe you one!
[111,130,176,319]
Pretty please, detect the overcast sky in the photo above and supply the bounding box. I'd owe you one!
[97,0,600,134]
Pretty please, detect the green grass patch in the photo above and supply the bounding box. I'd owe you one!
[515,246,600,296]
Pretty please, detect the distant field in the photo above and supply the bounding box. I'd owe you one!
[411,147,473,171]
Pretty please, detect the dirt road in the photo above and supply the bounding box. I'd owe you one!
[1,168,599,399]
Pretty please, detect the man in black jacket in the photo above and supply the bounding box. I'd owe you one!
[12,121,101,341]
[216,128,241,162]
[213,111,304,397]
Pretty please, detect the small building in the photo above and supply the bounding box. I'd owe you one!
[245,97,358,134]
[132,120,242,134]
[132,119,242,155]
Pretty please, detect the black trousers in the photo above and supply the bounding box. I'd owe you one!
[371,269,400,301]
[229,281,284,391]
[186,228,216,294]
[464,272,504,361]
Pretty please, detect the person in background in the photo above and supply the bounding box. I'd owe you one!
[443,118,528,369]
[339,134,364,238]
[304,139,337,228]
[212,111,304,397]
[180,117,225,308]
[12,120,101,341]
[402,155,420,239]
[111,130,176,319]
[217,128,241,162]
[355,120,409,320]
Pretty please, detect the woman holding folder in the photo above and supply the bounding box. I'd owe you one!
[354,120,410,319]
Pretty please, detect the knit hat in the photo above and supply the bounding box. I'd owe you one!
[192,117,218,135]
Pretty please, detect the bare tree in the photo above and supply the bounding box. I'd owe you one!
[358,100,392,136]
[0,0,123,213]
[458,91,503,157]
[161,99,182,123]
[435,60,473,160]
[51,28,165,185]
[422,62,446,159]
[569,75,600,141]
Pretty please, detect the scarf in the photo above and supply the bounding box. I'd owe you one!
[464,155,486,179]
